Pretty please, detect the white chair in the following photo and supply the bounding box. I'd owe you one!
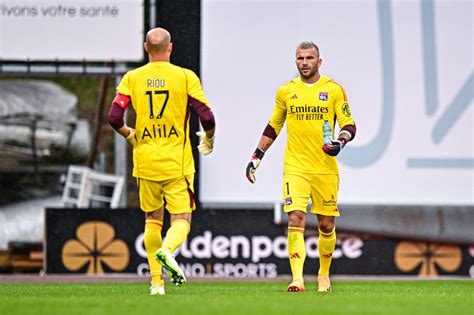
[61,165,124,208]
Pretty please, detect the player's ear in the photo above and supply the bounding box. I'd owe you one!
[144,42,149,53]
[168,42,173,54]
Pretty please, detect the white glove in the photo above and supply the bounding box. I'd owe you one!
[126,128,137,147]
[196,131,214,155]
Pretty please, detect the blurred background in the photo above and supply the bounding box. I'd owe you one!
[0,0,472,278]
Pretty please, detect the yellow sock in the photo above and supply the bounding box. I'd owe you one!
[288,226,306,280]
[162,219,190,253]
[144,219,163,286]
[318,227,336,276]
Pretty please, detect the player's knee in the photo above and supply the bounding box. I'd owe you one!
[317,214,335,233]
[288,210,306,228]
[318,221,335,234]
[171,213,192,226]
[145,207,164,220]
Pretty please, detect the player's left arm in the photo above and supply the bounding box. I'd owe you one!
[186,69,216,155]
[322,84,356,156]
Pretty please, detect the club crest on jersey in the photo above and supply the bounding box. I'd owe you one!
[285,197,293,205]
[319,92,328,101]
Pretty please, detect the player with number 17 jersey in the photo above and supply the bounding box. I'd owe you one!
[117,62,211,181]
[108,27,215,295]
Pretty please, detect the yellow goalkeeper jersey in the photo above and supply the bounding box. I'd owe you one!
[117,61,211,181]
[269,75,355,175]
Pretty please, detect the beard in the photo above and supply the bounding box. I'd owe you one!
[298,66,319,79]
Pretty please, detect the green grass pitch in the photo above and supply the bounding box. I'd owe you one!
[0,280,472,315]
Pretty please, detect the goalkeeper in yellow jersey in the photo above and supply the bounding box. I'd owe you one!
[108,28,215,296]
[246,41,356,293]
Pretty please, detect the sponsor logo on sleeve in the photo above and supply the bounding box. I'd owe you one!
[342,103,352,117]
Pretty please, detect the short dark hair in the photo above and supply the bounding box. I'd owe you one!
[297,41,320,55]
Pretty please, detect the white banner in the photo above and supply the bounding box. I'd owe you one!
[0,0,144,61]
[201,0,474,206]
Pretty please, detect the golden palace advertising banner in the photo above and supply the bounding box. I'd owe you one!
[45,209,473,277]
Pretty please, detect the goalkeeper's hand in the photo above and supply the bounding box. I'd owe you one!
[126,128,137,147]
[322,138,347,156]
[196,131,214,155]
[246,148,265,183]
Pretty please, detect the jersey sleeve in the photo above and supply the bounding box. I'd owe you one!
[268,86,287,136]
[185,69,211,108]
[333,83,355,128]
[116,71,132,96]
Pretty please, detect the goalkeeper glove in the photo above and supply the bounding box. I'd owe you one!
[322,137,347,156]
[196,131,214,155]
[246,148,265,183]
[126,128,137,147]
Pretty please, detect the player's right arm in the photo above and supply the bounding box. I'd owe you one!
[246,87,287,183]
[107,72,138,147]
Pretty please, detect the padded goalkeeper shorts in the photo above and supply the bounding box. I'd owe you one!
[282,173,340,217]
